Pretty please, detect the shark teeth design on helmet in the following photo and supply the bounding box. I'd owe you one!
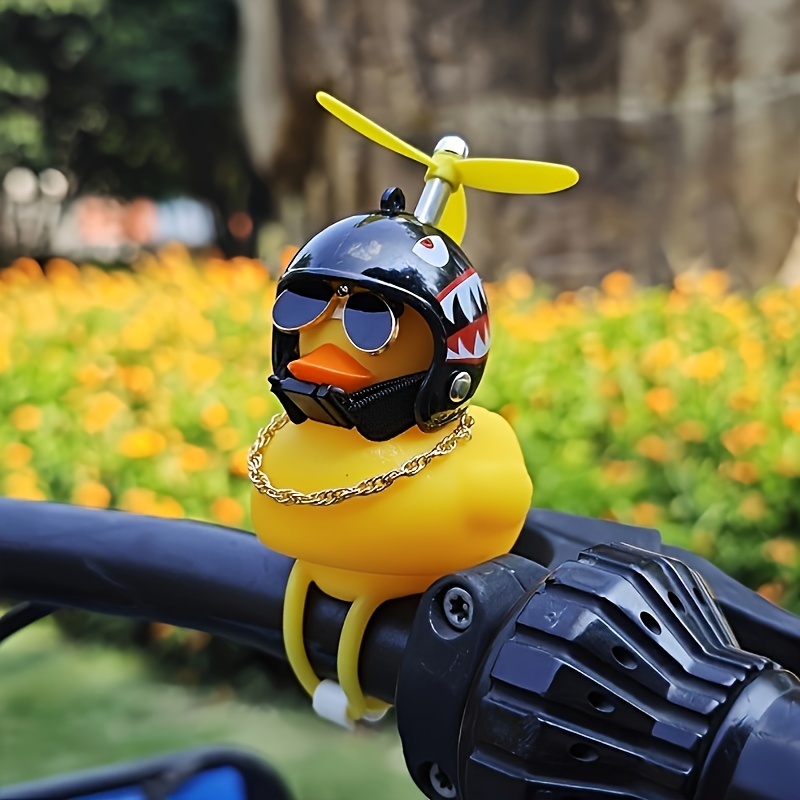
[446,316,491,362]
[436,267,487,324]
[437,267,490,363]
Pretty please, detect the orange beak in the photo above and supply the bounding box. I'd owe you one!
[288,343,374,393]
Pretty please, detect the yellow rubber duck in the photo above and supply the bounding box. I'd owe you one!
[250,198,532,724]
[249,93,578,725]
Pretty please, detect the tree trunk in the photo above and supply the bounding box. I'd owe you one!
[239,0,800,288]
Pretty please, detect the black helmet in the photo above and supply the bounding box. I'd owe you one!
[269,189,490,441]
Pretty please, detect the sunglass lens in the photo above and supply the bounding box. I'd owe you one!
[344,293,395,352]
[272,284,333,330]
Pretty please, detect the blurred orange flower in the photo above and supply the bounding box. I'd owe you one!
[600,270,634,298]
[229,448,250,478]
[3,471,45,500]
[772,318,793,340]
[718,295,750,325]
[645,387,676,416]
[674,271,699,295]
[121,319,155,351]
[682,348,725,382]
[697,270,729,299]
[11,257,43,280]
[636,435,669,462]
[211,497,244,526]
[118,488,183,518]
[781,409,800,433]
[728,384,759,412]
[118,428,167,458]
[758,292,788,317]
[640,339,680,374]
[738,338,765,371]
[4,442,32,468]
[721,421,768,457]
[76,362,112,388]
[83,391,127,434]
[10,404,42,431]
[119,487,159,514]
[720,460,760,484]
[504,271,535,301]
[762,538,798,566]
[201,401,228,429]
[757,582,784,605]
[45,257,80,284]
[118,364,155,396]
[675,420,706,442]
[632,501,661,526]
[72,481,111,509]
[601,460,638,484]
[155,497,185,518]
[180,444,210,472]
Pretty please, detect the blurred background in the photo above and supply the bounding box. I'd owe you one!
[3,1,800,799]
[4,0,800,287]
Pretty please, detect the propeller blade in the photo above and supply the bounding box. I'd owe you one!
[316,92,433,168]
[437,184,467,245]
[457,158,579,194]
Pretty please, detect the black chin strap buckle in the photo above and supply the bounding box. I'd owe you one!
[268,370,426,442]
[268,375,353,428]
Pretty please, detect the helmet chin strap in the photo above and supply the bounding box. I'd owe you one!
[269,371,426,442]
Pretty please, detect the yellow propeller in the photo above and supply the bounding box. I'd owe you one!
[317,92,433,168]
[437,184,467,246]
[316,91,578,245]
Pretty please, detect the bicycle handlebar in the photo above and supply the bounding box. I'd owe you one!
[0,498,413,704]
[2,498,799,800]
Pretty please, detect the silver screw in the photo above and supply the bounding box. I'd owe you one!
[449,371,472,403]
[429,763,457,798]
[443,587,473,631]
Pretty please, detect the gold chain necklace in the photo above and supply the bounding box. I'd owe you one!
[248,410,474,506]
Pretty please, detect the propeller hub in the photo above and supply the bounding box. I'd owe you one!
[435,136,469,159]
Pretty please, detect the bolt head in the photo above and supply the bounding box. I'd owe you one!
[443,586,473,631]
[435,135,469,159]
[429,763,457,798]
[449,372,472,403]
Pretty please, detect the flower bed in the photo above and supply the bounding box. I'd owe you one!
[2,250,798,615]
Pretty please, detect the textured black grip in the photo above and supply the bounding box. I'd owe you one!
[458,543,773,800]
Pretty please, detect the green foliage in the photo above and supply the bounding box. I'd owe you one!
[0,0,252,211]
[0,0,104,13]
[477,270,800,612]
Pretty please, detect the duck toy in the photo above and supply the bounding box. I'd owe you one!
[249,92,579,727]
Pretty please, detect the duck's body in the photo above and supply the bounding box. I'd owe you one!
[251,403,531,724]
[252,405,532,599]
[249,202,537,724]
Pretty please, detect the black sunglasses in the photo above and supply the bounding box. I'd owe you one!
[272,283,399,355]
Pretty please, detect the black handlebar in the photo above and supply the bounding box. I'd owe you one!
[1,499,799,800]
[0,499,413,703]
